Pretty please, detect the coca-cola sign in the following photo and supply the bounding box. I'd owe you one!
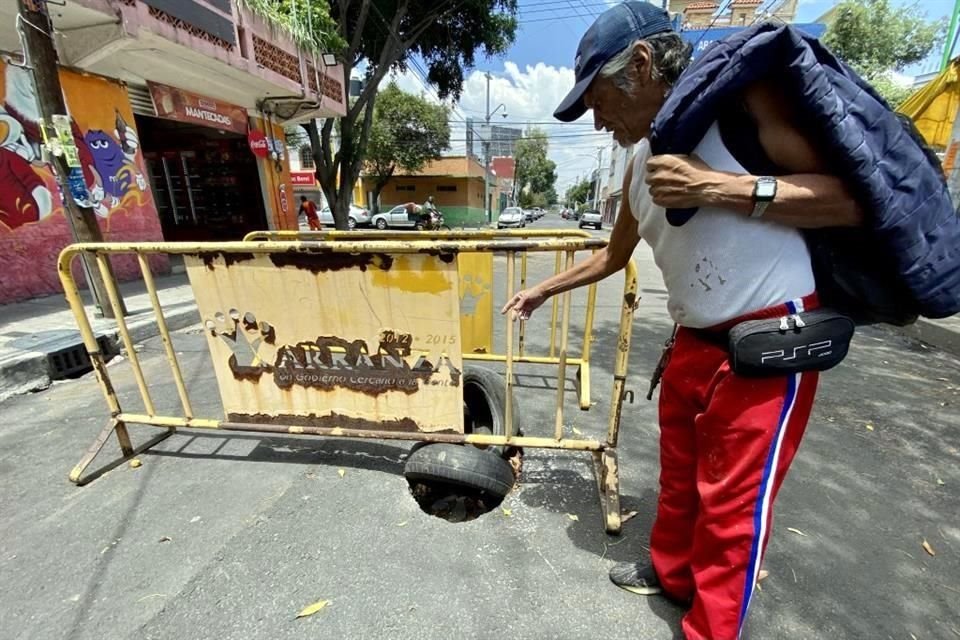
[248,129,269,157]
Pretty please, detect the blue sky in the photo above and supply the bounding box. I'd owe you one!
[476,0,956,75]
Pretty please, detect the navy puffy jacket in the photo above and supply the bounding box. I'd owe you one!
[649,24,960,320]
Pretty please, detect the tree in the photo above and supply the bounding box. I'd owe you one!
[514,128,557,209]
[824,0,946,106]
[255,0,517,230]
[364,83,450,212]
[565,177,592,210]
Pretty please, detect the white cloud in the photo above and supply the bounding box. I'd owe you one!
[382,62,613,196]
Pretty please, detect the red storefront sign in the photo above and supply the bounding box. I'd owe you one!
[290,171,317,186]
[248,129,269,157]
[148,81,248,135]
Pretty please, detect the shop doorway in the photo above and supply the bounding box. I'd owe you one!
[135,115,268,242]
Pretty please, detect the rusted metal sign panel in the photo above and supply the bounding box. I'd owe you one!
[184,251,464,434]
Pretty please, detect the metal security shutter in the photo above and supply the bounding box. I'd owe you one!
[126,84,156,117]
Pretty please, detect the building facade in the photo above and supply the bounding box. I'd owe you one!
[0,0,346,304]
[361,156,493,228]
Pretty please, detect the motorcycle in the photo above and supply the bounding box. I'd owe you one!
[416,208,450,231]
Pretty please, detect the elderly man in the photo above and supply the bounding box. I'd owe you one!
[499,2,947,639]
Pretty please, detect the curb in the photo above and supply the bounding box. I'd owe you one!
[0,305,200,404]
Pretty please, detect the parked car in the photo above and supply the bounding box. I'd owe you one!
[523,209,535,223]
[497,207,526,229]
[578,210,603,230]
[370,204,431,229]
[318,204,371,229]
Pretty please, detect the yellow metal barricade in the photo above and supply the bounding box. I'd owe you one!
[59,238,637,533]
[244,229,601,410]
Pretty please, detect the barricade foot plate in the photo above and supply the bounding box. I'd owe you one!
[69,419,175,486]
[593,449,622,535]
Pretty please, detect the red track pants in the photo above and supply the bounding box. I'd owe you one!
[650,295,820,640]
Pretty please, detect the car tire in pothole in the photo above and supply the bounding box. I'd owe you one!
[404,443,516,499]
[408,365,518,458]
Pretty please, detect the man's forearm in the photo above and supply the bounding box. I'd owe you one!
[706,173,864,228]
[537,248,619,298]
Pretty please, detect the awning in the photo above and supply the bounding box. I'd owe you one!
[898,59,960,149]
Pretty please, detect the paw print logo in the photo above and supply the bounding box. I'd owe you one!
[204,309,277,380]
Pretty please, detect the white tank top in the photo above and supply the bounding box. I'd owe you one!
[628,123,815,328]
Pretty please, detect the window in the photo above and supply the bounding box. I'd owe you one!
[396,185,415,192]
[436,185,457,192]
[299,146,314,169]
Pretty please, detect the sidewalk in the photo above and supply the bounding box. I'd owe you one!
[0,272,199,402]
[898,314,960,357]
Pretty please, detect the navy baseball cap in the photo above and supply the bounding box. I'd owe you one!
[554,2,674,122]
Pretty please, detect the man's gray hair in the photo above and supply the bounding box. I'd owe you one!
[599,34,692,94]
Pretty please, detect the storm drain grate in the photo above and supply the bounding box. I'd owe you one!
[47,336,114,380]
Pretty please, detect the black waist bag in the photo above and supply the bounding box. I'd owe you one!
[728,309,855,377]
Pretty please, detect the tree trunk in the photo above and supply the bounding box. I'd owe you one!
[18,0,123,317]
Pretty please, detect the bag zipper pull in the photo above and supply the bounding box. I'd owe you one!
[792,313,806,329]
[779,316,790,332]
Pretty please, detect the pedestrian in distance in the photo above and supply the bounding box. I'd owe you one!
[298,195,321,231]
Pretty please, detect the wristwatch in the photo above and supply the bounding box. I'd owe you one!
[750,176,778,218]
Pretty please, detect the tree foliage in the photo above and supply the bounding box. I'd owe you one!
[565,177,592,209]
[514,128,557,207]
[365,83,450,212]
[824,0,945,105]
[283,0,518,229]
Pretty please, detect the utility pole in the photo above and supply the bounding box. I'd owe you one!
[17,0,121,317]
[942,0,960,71]
[484,73,491,224]
[483,72,507,223]
[592,146,604,211]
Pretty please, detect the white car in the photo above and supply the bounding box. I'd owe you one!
[579,210,603,230]
[371,204,434,229]
[318,204,371,229]
[497,207,526,229]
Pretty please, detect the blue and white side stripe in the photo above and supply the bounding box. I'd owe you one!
[737,371,802,638]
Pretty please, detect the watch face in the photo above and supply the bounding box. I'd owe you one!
[756,178,776,199]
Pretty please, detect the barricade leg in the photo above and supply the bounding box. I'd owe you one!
[69,418,174,486]
[593,449,622,534]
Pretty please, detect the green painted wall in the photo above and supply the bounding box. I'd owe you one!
[440,206,488,228]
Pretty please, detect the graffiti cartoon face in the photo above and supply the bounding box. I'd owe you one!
[84,129,131,199]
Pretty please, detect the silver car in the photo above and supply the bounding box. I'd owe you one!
[497,207,526,229]
[578,210,603,230]
[318,204,372,229]
[371,205,431,229]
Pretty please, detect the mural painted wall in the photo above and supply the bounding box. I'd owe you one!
[0,62,164,304]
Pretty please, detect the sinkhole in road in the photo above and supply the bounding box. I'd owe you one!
[405,446,523,523]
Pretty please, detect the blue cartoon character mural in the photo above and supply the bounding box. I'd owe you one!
[0,65,147,229]
[84,117,146,212]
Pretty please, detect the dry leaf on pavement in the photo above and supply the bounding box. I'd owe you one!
[296,599,330,619]
[787,527,808,537]
[129,459,142,468]
[337,469,346,478]
[501,508,512,517]
[567,514,579,521]
[922,540,936,557]
[937,477,946,486]
[758,570,769,582]
[865,423,874,431]
[621,510,639,524]
[572,427,583,436]
[158,536,171,543]
[397,521,408,527]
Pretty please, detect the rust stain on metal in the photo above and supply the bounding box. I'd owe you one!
[192,251,256,270]
[268,251,394,273]
[227,411,443,433]
[415,248,457,263]
[90,354,116,398]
